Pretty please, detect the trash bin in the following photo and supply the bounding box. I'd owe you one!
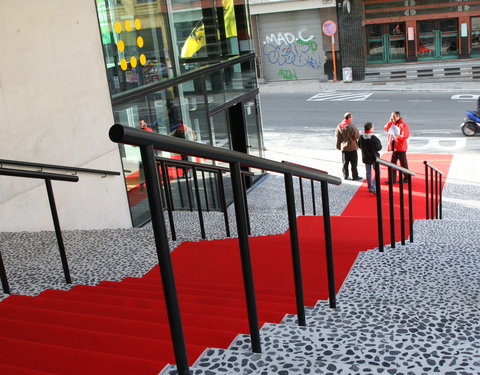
[342,67,353,82]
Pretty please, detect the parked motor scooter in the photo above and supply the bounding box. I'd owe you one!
[461,110,480,136]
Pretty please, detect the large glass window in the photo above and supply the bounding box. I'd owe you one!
[171,0,253,74]
[96,0,175,95]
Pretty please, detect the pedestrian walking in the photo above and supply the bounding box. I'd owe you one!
[358,122,382,194]
[336,112,362,181]
[384,111,410,183]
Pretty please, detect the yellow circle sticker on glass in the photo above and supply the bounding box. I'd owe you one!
[140,54,147,65]
[114,21,122,34]
[137,36,144,48]
[125,20,132,32]
[134,18,142,30]
[130,56,137,68]
[117,40,125,52]
[120,59,128,70]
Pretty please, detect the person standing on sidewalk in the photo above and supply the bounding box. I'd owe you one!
[358,122,382,193]
[336,112,362,181]
[384,111,410,182]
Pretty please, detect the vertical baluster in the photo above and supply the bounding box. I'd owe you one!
[284,172,306,326]
[0,250,11,294]
[311,180,316,215]
[298,178,305,215]
[140,145,189,375]
[439,174,443,220]
[45,179,71,284]
[399,177,406,246]
[425,162,429,219]
[408,174,414,243]
[192,167,206,239]
[230,161,261,353]
[388,168,396,248]
[217,172,230,237]
[201,170,210,212]
[375,162,384,252]
[435,171,439,219]
[430,168,434,219]
[160,162,177,241]
[321,180,336,308]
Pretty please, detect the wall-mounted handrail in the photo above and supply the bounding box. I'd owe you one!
[374,158,416,252]
[109,124,341,375]
[0,167,79,295]
[0,159,120,177]
[424,161,444,220]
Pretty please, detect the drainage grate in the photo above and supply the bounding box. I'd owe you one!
[444,67,461,76]
[417,69,433,77]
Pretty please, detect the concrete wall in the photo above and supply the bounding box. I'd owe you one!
[0,0,132,231]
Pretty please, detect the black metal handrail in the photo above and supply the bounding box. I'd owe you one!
[374,158,416,252]
[0,159,120,177]
[424,161,444,220]
[155,156,254,240]
[109,124,341,375]
[0,167,79,295]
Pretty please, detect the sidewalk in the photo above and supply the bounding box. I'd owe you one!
[258,78,480,94]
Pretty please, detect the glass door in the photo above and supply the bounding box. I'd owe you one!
[418,19,458,60]
[471,17,480,57]
[367,23,406,64]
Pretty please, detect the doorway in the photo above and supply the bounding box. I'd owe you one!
[417,19,458,60]
[366,23,407,64]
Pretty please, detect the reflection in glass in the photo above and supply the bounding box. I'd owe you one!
[471,17,480,55]
[210,111,230,149]
[244,99,263,159]
[95,0,174,95]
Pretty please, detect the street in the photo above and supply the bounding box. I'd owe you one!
[259,90,480,156]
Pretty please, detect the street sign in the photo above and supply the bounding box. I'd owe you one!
[323,20,337,36]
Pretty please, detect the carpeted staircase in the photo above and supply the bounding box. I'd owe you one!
[1,153,477,374]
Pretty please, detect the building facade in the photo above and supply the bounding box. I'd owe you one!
[0,0,263,231]
[250,0,338,81]
[364,0,480,65]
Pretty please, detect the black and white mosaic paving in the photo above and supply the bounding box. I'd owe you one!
[2,155,480,374]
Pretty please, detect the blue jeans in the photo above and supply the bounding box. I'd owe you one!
[365,163,378,192]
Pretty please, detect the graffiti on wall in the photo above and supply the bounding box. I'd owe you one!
[278,68,298,80]
[262,29,322,77]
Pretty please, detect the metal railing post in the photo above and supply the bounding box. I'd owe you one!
[140,145,189,375]
[160,162,177,241]
[192,166,206,239]
[435,171,439,219]
[399,178,406,246]
[320,180,336,308]
[284,172,306,326]
[0,251,11,294]
[242,173,252,236]
[408,175,414,243]
[374,162,384,252]
[311,180,316,215]
[425,162,429,219]
[387,168,396,249]
[176,167,185,207]
[229,161,261,353]
[439,174,443,220]
[299,178,305,216]
[201,170,210,212]
[217,172,230,237]
[430,168,434,219]
[184,167,194,212]
[45,179,72,284]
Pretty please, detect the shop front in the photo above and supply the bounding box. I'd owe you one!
[363,0,480,64]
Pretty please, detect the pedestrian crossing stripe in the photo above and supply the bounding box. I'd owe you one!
[307,92,373,102]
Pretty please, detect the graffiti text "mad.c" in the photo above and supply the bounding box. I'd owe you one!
[264,29,314,46]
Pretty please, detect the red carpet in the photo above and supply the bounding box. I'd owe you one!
[0,153,452,374]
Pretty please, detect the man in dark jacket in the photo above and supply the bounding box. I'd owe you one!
[336,112,362,181]
[358,122,382,193]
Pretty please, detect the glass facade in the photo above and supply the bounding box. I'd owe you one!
[95,0,263,226]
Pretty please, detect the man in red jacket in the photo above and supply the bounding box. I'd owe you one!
[384,111,410,183]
